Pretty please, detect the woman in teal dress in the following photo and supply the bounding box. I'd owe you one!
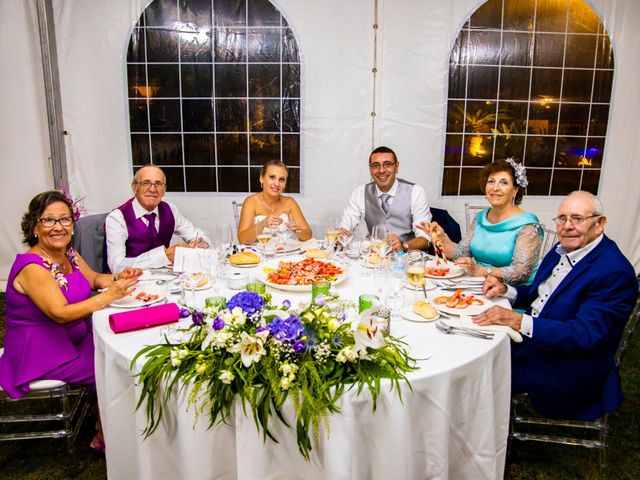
[420,159,542,285]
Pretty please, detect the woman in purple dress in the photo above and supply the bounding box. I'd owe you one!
[0,191,141,451]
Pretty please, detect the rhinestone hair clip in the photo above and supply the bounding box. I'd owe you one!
[505,157,528,188]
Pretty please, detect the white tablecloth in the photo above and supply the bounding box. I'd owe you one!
[93,258,511,480]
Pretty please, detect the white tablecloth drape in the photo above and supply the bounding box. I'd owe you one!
[93,259,511,480]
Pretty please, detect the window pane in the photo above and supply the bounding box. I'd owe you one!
[181,64,213,97]
[217,133,248,165]
[146,29,179,62]
[282,134,300,166]
[215,28,247,62]
[589,104,610,136]
[128,64,147,98]
[218,167,249,192]
[463,134,494,166]
[592,70,613,103]
[147,65,180,98]
[184,134,215,165]
[247,28,280,62]
[250,133,280,166]
[530,68,562,100]
[180,29,212,63]
[282,28,299,62]
[460,167,483,195]
[465,100,497,133]
[282,64,300,98]
[524,168,552,195]
[162,167,185,192]
[182,99,214,132]
[581,168,601,194]
[595,34,613,69]
[555,136,586,167]
[129,100,149,132]
[448,64,467,99]
[150,134,183,165]
[249,64,280,97]
[186,167,217,192]
[248,0,281,26]
[131,134,151,165]
[533,33,565,67]
[524,136,555,167]
[585,137,605,168]
[564,34,597,68]
[214,0,246,27]
[562,69,593,102]
[494,134,526,160]
[145,0,178,27]
[558,103,590,135]
[501,33,533,66]
[215,64,247,97]
[446,101,466,133]
[503,0,535,31]
[127,28,146,63]
[179,0,212,25]
[444,134,463,166]
[528,100,559,135]
[550,169,581,196]
[285,167,300,194]
[536,0,569,32]
[149,100,181,131]
[466,66,499,99]
[496,101,528,131]
[282,99,300,132]
[469,1,502,30]
[499,67,530,100]
[442,167,461,195]
[468,31,501,65]
[249,99,280,132]
[567,0,600,33]
[216,99,248,132]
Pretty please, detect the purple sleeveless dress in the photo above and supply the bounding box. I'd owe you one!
[0,252,95,398]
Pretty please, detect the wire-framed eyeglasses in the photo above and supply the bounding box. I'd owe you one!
[552,214,601,226]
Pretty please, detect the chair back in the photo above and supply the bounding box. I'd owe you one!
[464,203,485,231]
[430,207,462,243]
[615,291,640,367]
[232,201,242,228]
[540,225,558,259]
[74,213,109,273]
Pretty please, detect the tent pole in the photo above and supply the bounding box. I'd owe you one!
[36,0,68,190]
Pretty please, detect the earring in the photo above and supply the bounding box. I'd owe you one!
[34,233,38,238]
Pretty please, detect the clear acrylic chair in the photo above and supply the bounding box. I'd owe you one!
[464,203,485,231]
[231,200,243,228]
[540,225,558,258]
[0,348,91,453]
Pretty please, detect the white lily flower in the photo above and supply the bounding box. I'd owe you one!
[228,330,269,367]
[353,316,386,352]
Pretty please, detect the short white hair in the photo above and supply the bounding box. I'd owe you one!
[133,164,166,184]
[568,190,604,216]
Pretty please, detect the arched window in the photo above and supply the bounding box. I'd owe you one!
[126,0,301,193]
[443,0,613,196]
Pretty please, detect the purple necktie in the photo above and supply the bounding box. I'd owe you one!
[144,212,158,241]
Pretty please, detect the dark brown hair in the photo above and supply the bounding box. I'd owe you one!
[260,160,288,177]
[369,146,398,164]
[478,159,524,205]
[21,191,73,247]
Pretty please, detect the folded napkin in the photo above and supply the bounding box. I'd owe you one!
[460,314,523,343]
[109,303,180,334]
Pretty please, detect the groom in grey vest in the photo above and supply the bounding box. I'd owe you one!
[339,146,432,252]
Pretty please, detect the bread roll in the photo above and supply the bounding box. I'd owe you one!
[305,248,329,258]
[413,301,437,320]
[229,251,260,265]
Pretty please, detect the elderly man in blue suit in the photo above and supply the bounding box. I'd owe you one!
[473,191,638,420]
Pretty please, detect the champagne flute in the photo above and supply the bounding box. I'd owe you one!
[256,223,273,257]
[324,217,340,260]
[405,252,426,301]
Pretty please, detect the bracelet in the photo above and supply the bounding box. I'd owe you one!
[96,295,105,308]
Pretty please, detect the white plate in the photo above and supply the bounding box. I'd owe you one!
[400,305,440,323]
[423,261,465,279]
[427,288,492,316]
[403,279,437,291]
[255,257,348,292]
[183,273,213,291]
[109,285,166,308]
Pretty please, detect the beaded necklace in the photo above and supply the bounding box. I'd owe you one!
[37,246,79,291]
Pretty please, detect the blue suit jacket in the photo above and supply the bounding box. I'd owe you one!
[512,235,638,420]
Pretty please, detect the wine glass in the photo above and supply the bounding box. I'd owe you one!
[213,224,234,258]
[370,224,390,261]
[405,251,426,301]
[256,224,273,256]
[324,217,340,260]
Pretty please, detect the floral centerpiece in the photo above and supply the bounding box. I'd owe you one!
[132,290,417,459]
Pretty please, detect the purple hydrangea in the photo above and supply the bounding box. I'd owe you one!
[226,291,265,316]
[282,299,291,309]
[264,314,304,343]
[179,308,191,318]
[212,316,225,331]
[313,294,326,306]
[292,340,306,353]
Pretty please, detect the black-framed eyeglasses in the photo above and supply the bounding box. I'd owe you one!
[38,216,74,228]
[552,214,601,226]
[369,161,397,170]
[136,180,166,190]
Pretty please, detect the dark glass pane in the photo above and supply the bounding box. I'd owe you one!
[466,66,499,99]
[185,167,216,191]
[465,100,497,133]
[503,0,535,31]
[282,16,288,27]
[215,28,247,62]
[131,134,151,165]
[247,28,280,62]
[533,33,565,67]
[469,0,502,30]
[249,64,280,97]
[524,136,555,167]
[218,167,249,192]
[215,64,247,97]
[250,133,280,165]
[217,133,248,165]
[564,34,597,68]
[585,137,605,168]
[127,28,146,63]
[282,134,300,166]
[528,101,559,135]
[562,69,592,102]
[450,30,468,65]
[182,99,214,132]
[567,0,600,34]
[588,104,609,136]
[536,0,569,32]
[463,134,494,166]
[129,100,149,132]
[282,64,300,98]
[581,168,601,194]
[595,34,614,69]
[184,134,215,165]
[181,64,213,97]
[448,64,467,99]
[150,134,183,165]
[460,167,484,195]
[499,67,530,100]
[214,0,246,27]
[555,136,586,167]
[285,167,300,193]
[442,167,460,195]
[179,0,212,25]
[249,99,280,132]
[249,166,263,192]
[530,68,562,100]
[550,169,581,196]
[216,99,248,132]
[128,64,147,98]
[162,166,185,192]
[558,103,590,135]
[494,134,525,160]
[446,101,465,133]
[147,64,180,97]
[496,102,528,133]
[467,31,501,65]
[282,99,300,132]
[180,29,212,62]
[592,70,613,103]
[282,29,299,62]
[146,29,180,62]
[501,33,533,66]
[148,99,181,131]
[144,0,178,27]
[444,134,463,166]
[248,0,280,26]
[524,168,552,195]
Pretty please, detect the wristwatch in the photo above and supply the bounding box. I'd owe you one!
[402,241,409,252]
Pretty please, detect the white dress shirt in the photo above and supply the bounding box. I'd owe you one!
[338,180,432,238]
[106,198,208,273]
[506,234,604,337]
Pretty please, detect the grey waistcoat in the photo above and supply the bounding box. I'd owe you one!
[364,178,415,242]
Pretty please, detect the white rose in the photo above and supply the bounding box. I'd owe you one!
[195,363,207,375]
[218,370,235,384]
[280,377,292,390]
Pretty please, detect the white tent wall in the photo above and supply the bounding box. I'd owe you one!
[1,0,639,283]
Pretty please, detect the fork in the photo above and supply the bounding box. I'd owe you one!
[435,320,494,340]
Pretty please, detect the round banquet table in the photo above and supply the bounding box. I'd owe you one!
[93,256,511,480]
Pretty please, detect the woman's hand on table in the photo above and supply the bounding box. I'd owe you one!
[454,256,484,277]
[104,278,138,302]
[116,268,143,281]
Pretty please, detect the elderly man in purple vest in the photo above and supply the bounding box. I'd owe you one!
[338,146,432,253]
[106,165,209,272]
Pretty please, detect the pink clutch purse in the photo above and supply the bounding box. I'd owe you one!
[109,303,180,334]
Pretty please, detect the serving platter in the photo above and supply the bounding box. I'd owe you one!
[426,288,492,316]
[255,257,348,292]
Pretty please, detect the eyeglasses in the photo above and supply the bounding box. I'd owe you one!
[553,214,601,226]
[369,161,397,170]
[38,216,73,228]
[137,180,166,190]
